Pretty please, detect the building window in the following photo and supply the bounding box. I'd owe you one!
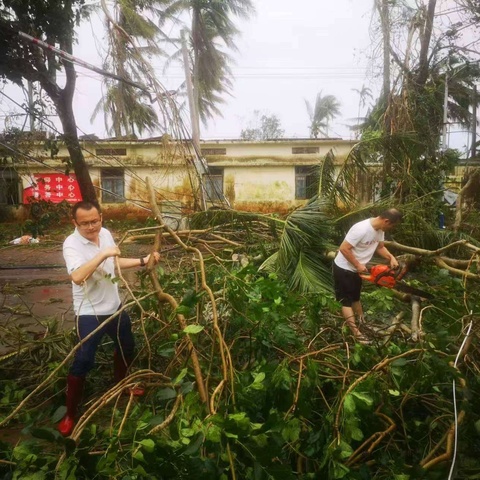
[96,148,127,156]
[292,147,319,154]
[295,166,319,200]
[0,168,20,205]
[101,169,125,203]
[201,148,227,156]
[203,167,224,202]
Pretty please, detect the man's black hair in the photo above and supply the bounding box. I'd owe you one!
[379,208,403,224]
[72,200,101,219]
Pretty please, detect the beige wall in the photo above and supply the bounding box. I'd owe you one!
[8,137,357,215]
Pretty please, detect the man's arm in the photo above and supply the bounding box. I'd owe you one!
[117,252,160,269]
[69,246,120,285]
[375,242,398,268]
[338,240,368,273]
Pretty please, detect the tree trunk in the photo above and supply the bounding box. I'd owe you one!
[56,92,97,203]
[38,44,97,203]
[416,0,437,86]
[376,0,391,104]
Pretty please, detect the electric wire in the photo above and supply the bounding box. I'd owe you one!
[0,88,227,209]
[447,312,474,480]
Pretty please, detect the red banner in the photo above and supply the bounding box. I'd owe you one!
[23,173,82,204]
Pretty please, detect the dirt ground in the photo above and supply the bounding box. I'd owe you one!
[0,237,152,356]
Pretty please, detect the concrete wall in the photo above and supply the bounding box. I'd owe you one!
[5,137,357,216]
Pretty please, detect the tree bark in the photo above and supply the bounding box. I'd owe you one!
[416,0,437,86]
[0,18,97,203]
[376,0,391,104]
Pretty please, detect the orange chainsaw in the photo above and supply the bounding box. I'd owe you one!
[360,264,433,299]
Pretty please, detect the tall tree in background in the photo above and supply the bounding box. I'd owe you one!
[0,1,97,202]
[240,111,284,140]
[305,92,341,138]
[351,85,373,136]
[91,0,161,138]
[163,0,254,127]
[355,0,480,215]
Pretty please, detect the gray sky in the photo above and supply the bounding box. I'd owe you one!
[0,0,473,152]
[69,0,377,141]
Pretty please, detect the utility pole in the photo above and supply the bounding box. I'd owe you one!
[442,72,448,151]
[181,29,201,153]
[27,81,35,132]
[471,84,477,159]
[181,29,207,210]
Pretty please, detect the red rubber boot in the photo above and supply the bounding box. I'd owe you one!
[58,374,85,436]
[113,350,144,396]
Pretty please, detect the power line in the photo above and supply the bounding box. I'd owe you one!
[0,89,224,207]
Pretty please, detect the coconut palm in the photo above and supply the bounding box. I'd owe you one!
[163,0,254,125]
[92,0,162,137]
[305,92,341,138]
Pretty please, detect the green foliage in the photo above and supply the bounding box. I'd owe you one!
[240,111,285,140]
[22,200,71,238]
[305,91,341,138]
[2,228,480,480]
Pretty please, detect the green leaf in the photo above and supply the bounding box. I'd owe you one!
[388,389,401,396]
[333,461,350,478]
[282,417,301,442]
[15,472,47,480]
[139,439,155,453]
[338,440,354,459]
[52,406,67,423]
[183,325,204,334]
[352,391,373,406]
[350,426,364,441]
[475,419,480,435]
[205,425,222,443]
[133,450,145,462]
[391,358,408,367]
[156,388,177,400]
[30,427,60,443]
[175,305,192,316]
[181,428,195,438]
[133,465,148,476]
[248,372,266,391]
[180,382,194,395]
[344,395,356,413]
[173,368,187,385]
[252,433,269,448]
[182,432,204,455]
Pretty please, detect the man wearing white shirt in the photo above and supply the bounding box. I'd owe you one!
[333,208,402,343]
[58,200,160,436]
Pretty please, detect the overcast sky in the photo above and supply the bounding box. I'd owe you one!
[67,0,378,141]
[0,0,472,151]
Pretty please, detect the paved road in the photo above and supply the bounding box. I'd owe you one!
[0,243,72,355]
[0,241,148,355]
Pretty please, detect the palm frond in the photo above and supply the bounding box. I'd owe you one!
[274,198,335,293]
[258,251,278,273]
[288,250,333,294]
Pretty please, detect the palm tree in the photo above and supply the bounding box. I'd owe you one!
[92,0,162,137]
[163,0,254,125]
[305,92,341,138]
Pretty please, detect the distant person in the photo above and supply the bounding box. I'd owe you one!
[333,208,402,343]
[58,200,160,436]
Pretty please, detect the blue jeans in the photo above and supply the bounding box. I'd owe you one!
[70,307,135,377]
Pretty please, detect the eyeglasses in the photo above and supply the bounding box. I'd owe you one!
[77,219,102,228]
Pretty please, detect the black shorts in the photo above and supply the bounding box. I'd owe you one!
[333,263,362,307]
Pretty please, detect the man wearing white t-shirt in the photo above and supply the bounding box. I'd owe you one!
[58,201,160,436]
[333,209,402,343]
